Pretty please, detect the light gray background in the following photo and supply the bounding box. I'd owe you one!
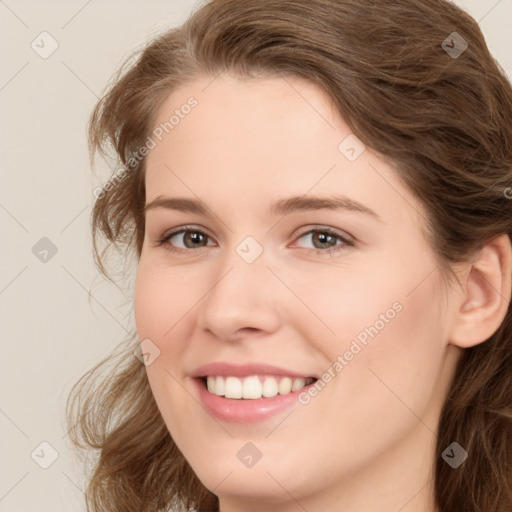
[1,1,511,510]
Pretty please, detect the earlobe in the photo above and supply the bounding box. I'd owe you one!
[449,234,512,349]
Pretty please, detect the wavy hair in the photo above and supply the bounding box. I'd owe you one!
[66,0,512,510]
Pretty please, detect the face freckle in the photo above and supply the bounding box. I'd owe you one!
[133,72,460,509]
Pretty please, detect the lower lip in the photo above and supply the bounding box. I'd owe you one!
[193,378,314,423]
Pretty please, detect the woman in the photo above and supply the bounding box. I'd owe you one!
[67,0,512,511]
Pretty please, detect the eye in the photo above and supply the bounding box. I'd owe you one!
[292,226,354,256]
[155,225,354,257]
[156,226,215,253]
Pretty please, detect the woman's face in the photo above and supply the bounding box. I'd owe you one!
[135,73,461,509]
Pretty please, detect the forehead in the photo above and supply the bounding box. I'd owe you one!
[144,73,425,230]
[149,72,342,159]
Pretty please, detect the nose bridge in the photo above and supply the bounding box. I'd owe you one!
[211,234,270,309]
[197,233,281,339]
[215,232,269,292]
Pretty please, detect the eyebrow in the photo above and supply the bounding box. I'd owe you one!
[144,194,381,221]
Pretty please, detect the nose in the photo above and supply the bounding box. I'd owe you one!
[196,247,282,343]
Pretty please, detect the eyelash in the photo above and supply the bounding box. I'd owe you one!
[155,225,354,257]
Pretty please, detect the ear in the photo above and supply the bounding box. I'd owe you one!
[449,234,512,348]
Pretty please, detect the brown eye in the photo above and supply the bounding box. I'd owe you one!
[309,231,339,249]
[180,231,209,248]
[158,227,215,253]
[295,227,352,249]
[292,226,354,257]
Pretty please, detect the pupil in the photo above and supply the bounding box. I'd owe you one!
[186,232,204,247]
[315,232,335,248]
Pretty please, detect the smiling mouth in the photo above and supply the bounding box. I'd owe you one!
[201,375,317,399]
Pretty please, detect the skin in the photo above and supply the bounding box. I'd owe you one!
[134,73,511,512]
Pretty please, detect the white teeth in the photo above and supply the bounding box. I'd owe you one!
[291,377,306,391]
[205,375,313,399]
[207,376,215,393]
[214,376,225,396]
[242,376,262,399]
[262,377,279,397]
[224,376,242,399]
[278,376,292,395]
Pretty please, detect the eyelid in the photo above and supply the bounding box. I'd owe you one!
[292,225,355,244]
[160,224,215,239]
[158,224,353,243]
[157,223,355,256]
[159,224,217,246]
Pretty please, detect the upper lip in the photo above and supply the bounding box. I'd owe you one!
[191,362,317,379]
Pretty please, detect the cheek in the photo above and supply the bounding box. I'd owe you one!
[134,261,197,349]
[134,263,200,444]
[134,261,206,412]
[294,252,446,427]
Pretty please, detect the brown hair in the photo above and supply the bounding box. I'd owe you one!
[66,0,512,510]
